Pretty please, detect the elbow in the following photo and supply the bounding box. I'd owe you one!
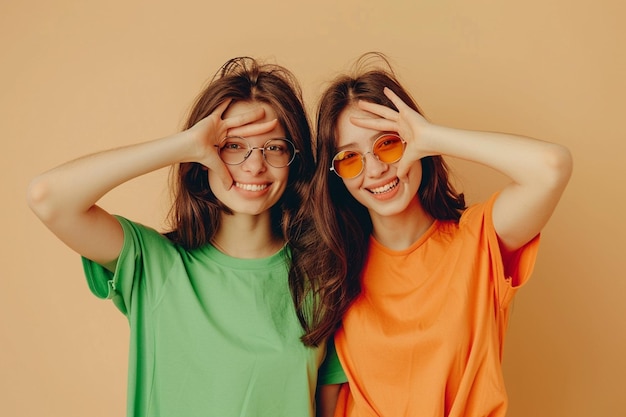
[26,176,57,223]
[542,143,573,191]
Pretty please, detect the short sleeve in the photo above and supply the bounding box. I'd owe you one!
[317,336,348,385]
[81,216,175,316]
[463,193,541,308]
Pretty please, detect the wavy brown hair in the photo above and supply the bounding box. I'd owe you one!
[312,52,466,316]
[165,57,334,346]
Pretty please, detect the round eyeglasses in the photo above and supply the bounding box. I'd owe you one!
[329,133,406,179]
[215,136,299,168]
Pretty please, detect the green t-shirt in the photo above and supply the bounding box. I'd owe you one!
[317,337,348,385]
[82,216,324,417]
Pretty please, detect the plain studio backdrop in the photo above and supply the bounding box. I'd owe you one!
[2,1,624,416]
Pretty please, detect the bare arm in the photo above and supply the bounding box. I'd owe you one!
[316,383,342,417]
[27,101,276,265]
[353,88,573,253]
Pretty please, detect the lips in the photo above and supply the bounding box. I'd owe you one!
[234,182,269,192]
[367,178,399,194]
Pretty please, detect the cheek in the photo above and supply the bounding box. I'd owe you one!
[342,178,363,198]
[271,167,290,184]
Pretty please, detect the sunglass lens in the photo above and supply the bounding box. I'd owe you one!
[333,151,363,178]
[374,134,405,163]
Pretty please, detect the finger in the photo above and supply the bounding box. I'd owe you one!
[223,106,266,129]
[214,99,233,118]
[396,159,411,183]
[350,115,398,133]
[383,87,409,111]
[357,100,399,121]
[207,160,234,190]
[227,119,279,138]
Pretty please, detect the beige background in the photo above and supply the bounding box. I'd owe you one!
[2,0,624,416]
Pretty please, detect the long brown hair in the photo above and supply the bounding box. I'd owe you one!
[312,52,466,316]
[165,57,332,346]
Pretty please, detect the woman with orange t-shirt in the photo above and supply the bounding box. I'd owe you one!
[312,53,572,417]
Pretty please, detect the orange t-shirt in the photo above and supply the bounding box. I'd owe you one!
[333,194,540,417]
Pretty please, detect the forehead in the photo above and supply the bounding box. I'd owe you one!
[224,100,285,138]
[334,105,381,148]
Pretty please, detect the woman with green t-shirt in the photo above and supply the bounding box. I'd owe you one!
[27,57,342,417]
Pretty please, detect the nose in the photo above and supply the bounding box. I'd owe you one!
[241,147,267,174]
[363,152,388,178]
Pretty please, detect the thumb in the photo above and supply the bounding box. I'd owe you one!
[396,160,411,184]
[208,163,234,191]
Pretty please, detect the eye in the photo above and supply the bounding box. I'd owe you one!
[266,144,286,153]
[335,151,360,161]
[221,138,247,151]
[374,135,402,151]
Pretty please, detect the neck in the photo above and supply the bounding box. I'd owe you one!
[211,212,284,259]
[370,198,434,250]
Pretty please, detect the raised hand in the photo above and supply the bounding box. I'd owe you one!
[350,87,434,181]
[184,100,279,189]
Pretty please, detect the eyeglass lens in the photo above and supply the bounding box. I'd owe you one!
[331,134,405,178]
[217,137,297,168]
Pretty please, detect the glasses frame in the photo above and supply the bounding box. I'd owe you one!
[329,133,406,179]
[215,136,299,168]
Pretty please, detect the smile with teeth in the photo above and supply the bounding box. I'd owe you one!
[235,182,269,192]
[368,178,399,194]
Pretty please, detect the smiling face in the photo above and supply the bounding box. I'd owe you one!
[334,104,424,221]
[208,101,290,217]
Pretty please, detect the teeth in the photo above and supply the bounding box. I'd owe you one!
[235,182,269,191]
[369,178,399,194]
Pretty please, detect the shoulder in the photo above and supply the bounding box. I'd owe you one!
[114,216,174,245]
[429,193,499,246]
[112,215,184,262]
[457,193,498,229]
